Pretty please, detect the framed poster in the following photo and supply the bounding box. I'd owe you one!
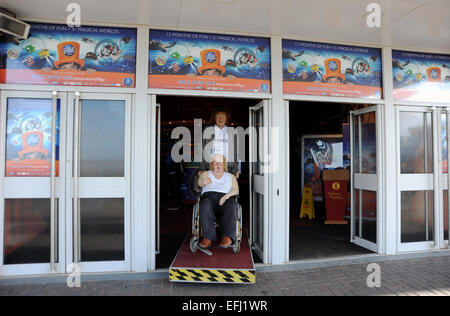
[5,98,60,177]
[283,40,382,99]
[393,50,450,103]
[149,29,271,93]
[0,23,137,87]
[301,135,344,202]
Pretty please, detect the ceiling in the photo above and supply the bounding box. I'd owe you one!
[1,0,449,52]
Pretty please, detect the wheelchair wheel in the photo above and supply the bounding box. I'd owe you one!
[190,237,199,253]
[233,204,243,254]
[192,202,200,238]
[232,243,240,254]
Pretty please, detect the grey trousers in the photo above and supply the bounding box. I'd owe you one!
[199,192,237,242]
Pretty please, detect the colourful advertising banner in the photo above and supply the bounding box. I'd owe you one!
[0,23,137,87]
[393,50,450,102]
[149,30,271,93]
[283,40,383,99]
[6,98,60,177]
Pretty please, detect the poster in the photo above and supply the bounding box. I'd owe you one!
[149,30,271,93]
[5,98,60,177]
[302,135,344,201]
[0,23,137,87]
[393,50,450,103]
[283,40,382,99]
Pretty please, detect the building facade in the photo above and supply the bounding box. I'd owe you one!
[0,1,449,277]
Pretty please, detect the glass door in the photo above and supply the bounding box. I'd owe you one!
[249,100,269,263]
[397,106,437,252]
[440,109,449,249]
[0,91,67,275]
[350,105,382,253]
[66,92,131,273]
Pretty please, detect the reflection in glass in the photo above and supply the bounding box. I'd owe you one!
[442,114,448,174]
[79,100,125,177]
[361,113,377,174]
[361,191,377,243]
[401,191,434,243]
[353,116,360,174]
[4,199,54,265]
[255,109,263,175]
[400,112,433,174]
[444,191,449,241]
[353,189,360,238]
[5,98,60,177]
[253,193,264,250]
[79,198,124,262]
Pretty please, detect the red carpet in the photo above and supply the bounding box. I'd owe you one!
[170,233,254,270]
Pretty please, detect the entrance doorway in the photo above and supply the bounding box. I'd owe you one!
[289,101,381,261]
[153,96,268,268]
[0,90,132,275]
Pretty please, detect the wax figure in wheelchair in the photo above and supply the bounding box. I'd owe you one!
[190,154,243,254]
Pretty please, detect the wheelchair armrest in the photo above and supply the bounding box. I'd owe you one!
[230,195,240,202]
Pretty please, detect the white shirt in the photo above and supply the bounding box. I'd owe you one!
[212,125,228,160]
[202,171,232,195]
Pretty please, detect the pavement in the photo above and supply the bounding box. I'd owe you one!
[1,251,450,296]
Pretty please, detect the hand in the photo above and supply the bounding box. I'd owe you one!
[219,195,228,206]
[203,176,212,187]
[235,172,240,180]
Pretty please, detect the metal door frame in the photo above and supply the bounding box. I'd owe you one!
[0,90,67,276]
[249,100,270,263]
[65,92,132,273]
[396,105,449,252]
[350,105,383,253]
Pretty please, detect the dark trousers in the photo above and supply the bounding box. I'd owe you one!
[199,192,237,242]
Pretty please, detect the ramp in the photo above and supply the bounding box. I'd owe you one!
[169,233,255,284]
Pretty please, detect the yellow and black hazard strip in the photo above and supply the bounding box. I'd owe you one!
[169,268,256,284]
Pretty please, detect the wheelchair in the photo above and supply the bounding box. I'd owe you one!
[188,172,243,254]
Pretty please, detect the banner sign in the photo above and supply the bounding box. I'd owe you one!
[6,98,60,177]
[393,50,450,102]
[149,29,271,93]
[282,40,383,99]
[0,23,137,87]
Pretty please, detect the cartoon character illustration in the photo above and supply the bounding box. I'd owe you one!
[99,43,120,59]
[354,60,371,75]
[393,59,410,70]
[342,55,351,61]
[310,140,333,168]
[149,40,177,53]
[12,131,49,162]
[282,49,304,61]
[42,41,96,73]
[81,37,95,44]
[237,51,259,67]
[315,58,353,85]
[427,67,441,82]
[188,49,235,78]
[222,45,233,52]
